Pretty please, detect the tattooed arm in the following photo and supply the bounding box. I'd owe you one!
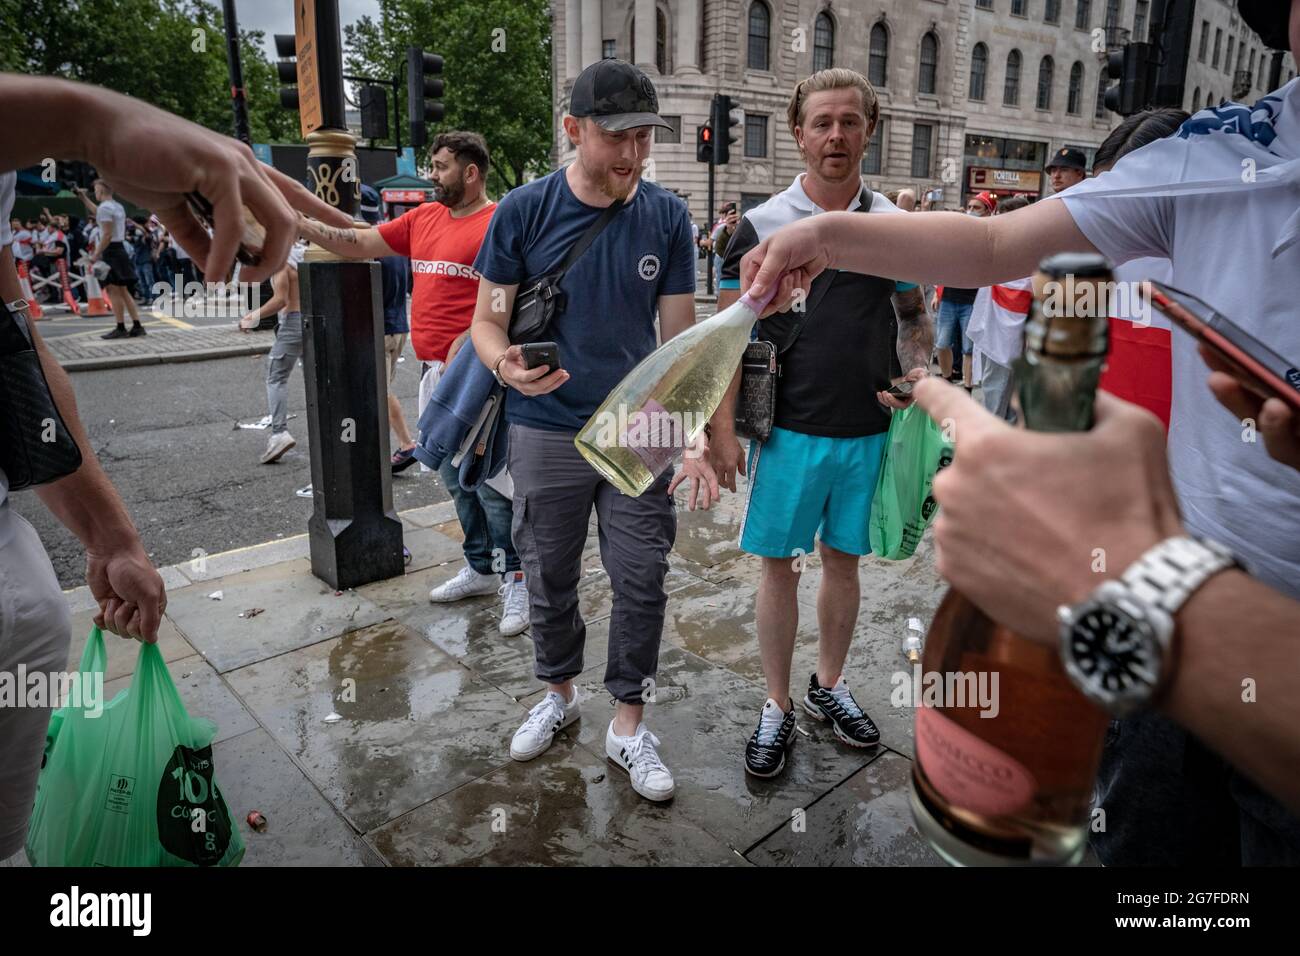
[296,214,397,260]
[878,283,934,409]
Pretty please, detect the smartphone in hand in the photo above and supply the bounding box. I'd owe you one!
[884,380,915,399]
[521,341,561,375]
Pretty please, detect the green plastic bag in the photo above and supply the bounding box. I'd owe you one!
[25,626,244,867]
[869,405,954,560]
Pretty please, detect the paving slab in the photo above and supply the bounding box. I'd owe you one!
[745,750,944,866]
[402,525,467,574]
[164,560,391,673]
[213,729,386,866]
[367,737,745,866]
[224,620,525,833]
[532,644,878,853]
[66,608,197,683]
[102,654,258,745]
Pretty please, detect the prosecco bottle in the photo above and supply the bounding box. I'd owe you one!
[910,252,1115,866]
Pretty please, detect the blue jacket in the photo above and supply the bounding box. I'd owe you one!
[412,344,508,492]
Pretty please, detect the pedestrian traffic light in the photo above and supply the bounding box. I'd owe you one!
[274,33,299,111]
[1104,42,1155,117]
[710,94,742,165]
[696,124,713,163]
[407,47,445,149]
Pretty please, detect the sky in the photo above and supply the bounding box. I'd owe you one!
[234,0,382,61]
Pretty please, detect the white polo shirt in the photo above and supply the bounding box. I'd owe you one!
[1058,78,1300,598]
[96,197,127,243]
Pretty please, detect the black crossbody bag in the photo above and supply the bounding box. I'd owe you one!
[734,189,872,442]
[508,198,624,344]
[0,300,82,490]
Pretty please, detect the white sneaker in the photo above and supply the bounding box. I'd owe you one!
[510,688,579,761]
[260,431,295,463]
[498,571,529,636]
[606,721,675,802]
[429,563,500,603]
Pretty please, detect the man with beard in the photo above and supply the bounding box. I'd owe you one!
[297,131,530,638]
[468,59,713,803]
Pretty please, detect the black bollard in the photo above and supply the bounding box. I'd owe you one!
[299,259,405,590]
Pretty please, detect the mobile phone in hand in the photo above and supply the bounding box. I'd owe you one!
[885,380,915,399]
[521,341,561,375]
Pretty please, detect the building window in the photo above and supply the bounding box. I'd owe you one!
[919,32,939,95]
[1259,58,1267,90]
[1005,49,1022,106]
[1198,21,1208,62]
[1068,61,1083,115]
[1208,91,1216,109]
[863,119,886,175]
[744,113,768,158]
[970,43,988,101]
[1249,49,1257,87]
[813,11,834,71]
[1045,0,1061,23]
[911,123,934,178]
[655,8,668,74]
[869,22,889,87]
[1191,86,1201,111]
[655,115,681,144]
[1012,0,1027,16]
[748,2,771,71]
[1075,0,1091,30]
[1226,36,1234,75]
[1037,55,1054,110]
[1096,70,1108,118]
[1104,0,1120,29]
[1213,28,1222,69]
[976,0,992,9]
[602,39,616,59]
[1134,0,1149,41]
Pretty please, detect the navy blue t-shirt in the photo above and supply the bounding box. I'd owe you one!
[380,254,410,335]
[473,168,695,432]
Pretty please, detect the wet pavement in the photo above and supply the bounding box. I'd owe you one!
[32,487,950,867]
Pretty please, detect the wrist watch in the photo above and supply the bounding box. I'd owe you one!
[1057,535,1237,716]
[491,352,509,389]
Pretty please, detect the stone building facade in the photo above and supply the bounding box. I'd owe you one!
[550,0,1295,223]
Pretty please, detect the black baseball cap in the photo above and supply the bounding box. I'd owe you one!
[1240,0,1292,51]
[1045,147,1088,172]
[569,59,672,131]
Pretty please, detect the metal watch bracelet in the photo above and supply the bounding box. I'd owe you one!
[1120,535,1238,617]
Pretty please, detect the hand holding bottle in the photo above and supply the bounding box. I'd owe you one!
[738,216,832,317]
[911,377,1184,643]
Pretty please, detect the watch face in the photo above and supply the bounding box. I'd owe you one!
[1068,604,1159,699]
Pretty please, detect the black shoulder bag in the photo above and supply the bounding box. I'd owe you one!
[508,198,624,344]
[734,189,873,442]
[0,300,83,490]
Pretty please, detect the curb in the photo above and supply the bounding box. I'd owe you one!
[60,342,273,372]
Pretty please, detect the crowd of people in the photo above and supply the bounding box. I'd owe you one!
[1,0,1298,868]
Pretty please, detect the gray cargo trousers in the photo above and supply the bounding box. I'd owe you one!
[508,423,676,703]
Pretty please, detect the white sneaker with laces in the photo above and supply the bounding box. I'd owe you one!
[606,721,675,802]
[498,571,529,636]
[261,431,295,463]
[510,688,579,761]
[429,563,501,603]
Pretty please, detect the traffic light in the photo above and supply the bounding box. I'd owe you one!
[710,94,742,165]
[274,34,299,111]
[1104,42,1155,117]
[359,85,389,140]
[407,47,445,149]
[696,124,713,163]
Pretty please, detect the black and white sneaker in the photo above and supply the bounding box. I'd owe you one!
[744,697,798,778]
[802,673,880,748]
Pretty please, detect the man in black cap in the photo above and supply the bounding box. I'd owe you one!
[1044,146,1088,196]
[469,59,714,802]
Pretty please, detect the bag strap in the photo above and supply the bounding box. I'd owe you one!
[776,188,873,356]
[554,198,625,279]
[0,299,35,356]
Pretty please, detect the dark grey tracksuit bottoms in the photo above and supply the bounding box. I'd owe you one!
[508,422,676,703]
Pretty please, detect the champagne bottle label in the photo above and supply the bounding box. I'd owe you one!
[620,398,686,476]
[915,706,1037,817]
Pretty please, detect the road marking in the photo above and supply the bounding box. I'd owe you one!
[152,314,195,330]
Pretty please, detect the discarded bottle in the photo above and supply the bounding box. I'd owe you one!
[903,617,925,664]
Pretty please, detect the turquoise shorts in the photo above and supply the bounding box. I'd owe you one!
[739,426,888,559]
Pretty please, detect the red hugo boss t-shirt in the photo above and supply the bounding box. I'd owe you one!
[377,200,496,362]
